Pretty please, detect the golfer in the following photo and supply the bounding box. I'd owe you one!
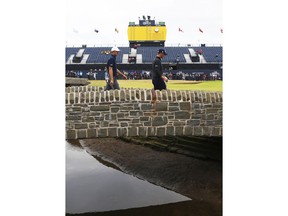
[152,48,168,91]
[105,47,127,90]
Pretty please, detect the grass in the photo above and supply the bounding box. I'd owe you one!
[88,79,222,92]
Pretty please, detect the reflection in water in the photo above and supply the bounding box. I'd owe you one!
[66,141,191,214]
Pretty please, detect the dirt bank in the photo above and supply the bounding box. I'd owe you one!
[76,137,222,215]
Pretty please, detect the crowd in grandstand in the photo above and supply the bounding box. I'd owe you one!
[66,69,221,81]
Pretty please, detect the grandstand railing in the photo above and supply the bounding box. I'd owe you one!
[65,43,223,48]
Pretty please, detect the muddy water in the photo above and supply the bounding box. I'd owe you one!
[66,141,191,214]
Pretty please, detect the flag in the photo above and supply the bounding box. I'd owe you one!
[115,28,119,33]
[94,29,99,33]
[199,28,203,33]
[220,28,223,33]
[178,28,184,32]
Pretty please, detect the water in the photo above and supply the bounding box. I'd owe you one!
[66,141,191,214]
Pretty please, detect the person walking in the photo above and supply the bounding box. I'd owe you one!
[105,47,127,90]
[152,48,168,91]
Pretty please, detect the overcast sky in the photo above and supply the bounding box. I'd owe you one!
[66,0,223,46]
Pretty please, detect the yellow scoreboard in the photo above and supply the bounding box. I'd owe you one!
[127,26,167,41]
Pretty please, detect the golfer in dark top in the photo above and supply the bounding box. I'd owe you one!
[152,49,168,91]
[105,46,127,90]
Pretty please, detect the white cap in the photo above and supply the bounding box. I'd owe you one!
[111,47,120,52]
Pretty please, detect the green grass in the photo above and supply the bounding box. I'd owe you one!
[88,80,222,92]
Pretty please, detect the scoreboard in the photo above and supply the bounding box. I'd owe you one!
[127,18,167,46]
[127,26,167,41]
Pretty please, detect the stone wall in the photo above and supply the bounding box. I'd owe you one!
[65,86,222,139]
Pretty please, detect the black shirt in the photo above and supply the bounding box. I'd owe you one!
[107,55,117,77]
[152,56,163,79]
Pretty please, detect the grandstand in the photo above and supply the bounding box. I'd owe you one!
[66,17,222,81]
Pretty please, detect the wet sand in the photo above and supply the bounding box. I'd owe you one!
[69,137,222,216]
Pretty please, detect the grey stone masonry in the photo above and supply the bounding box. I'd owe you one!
[65,87,222,139]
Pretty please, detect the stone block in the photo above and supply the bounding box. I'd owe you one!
[104,114,112,121]
[175,111,190,119]
[176,91,182,100]
[75,123,88,129]
[128,127,138,136]
[187,119,201,126]
[194,127,203,136]
[129,123,143,127]
[89,123,96,128]
[100,121,109,127]
[140,90,145,101]
[82,116,94,122]
[118,118,131,122]
[66,115,81,121]
[135,91,140,100]
[169,102,179,106]
[71,106,82,112]
[132,118,140,123]
[181,91,187,101]
[89,92,95,103]
[184,126,193,136]
[87,129,97,138]
[140,103,152,110]
[109,123,120,127]
[108,128,118,137]
[203,103,213,108]
[211,127,221,136]
[95,92,100,102]
[111,107,120,113]
[66,130,76,139]
[192,103,201,109]
[203,126,212,136]
[90,105,110,111]
[80,92,85,103]
[95,116,104,121]
[146,90,152,100]
[140,116,150,122]
[156,127,166,136]
[175,126,184,136]
[143,121,152,126]
[77,129,87,139]
[162,91,168,100]
[206,108,220,114]
[152,116,168,126]
[120,90,126,101]
[120,122,129,127]
[130,90,136,100]
[166,126,175,136]
[118,127,128,136]
[155,102,168,111]
[180,102,191,111]
[173,121,186,126]
[130,111,141,116]
[120,106,133,111]
[68,93,75,104]
[139,127,147,136]
[206,120,222,126]
[117,113,125,118]
[169,106,179,111]
[114,90,120,101]
[98,128,108,137]
[147,127,155,136]
[195,109,204,114]
[74,92,79,104]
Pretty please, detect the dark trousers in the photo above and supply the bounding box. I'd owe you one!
[152,78,166,91]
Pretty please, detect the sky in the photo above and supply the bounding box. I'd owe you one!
[66,0,223,46]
